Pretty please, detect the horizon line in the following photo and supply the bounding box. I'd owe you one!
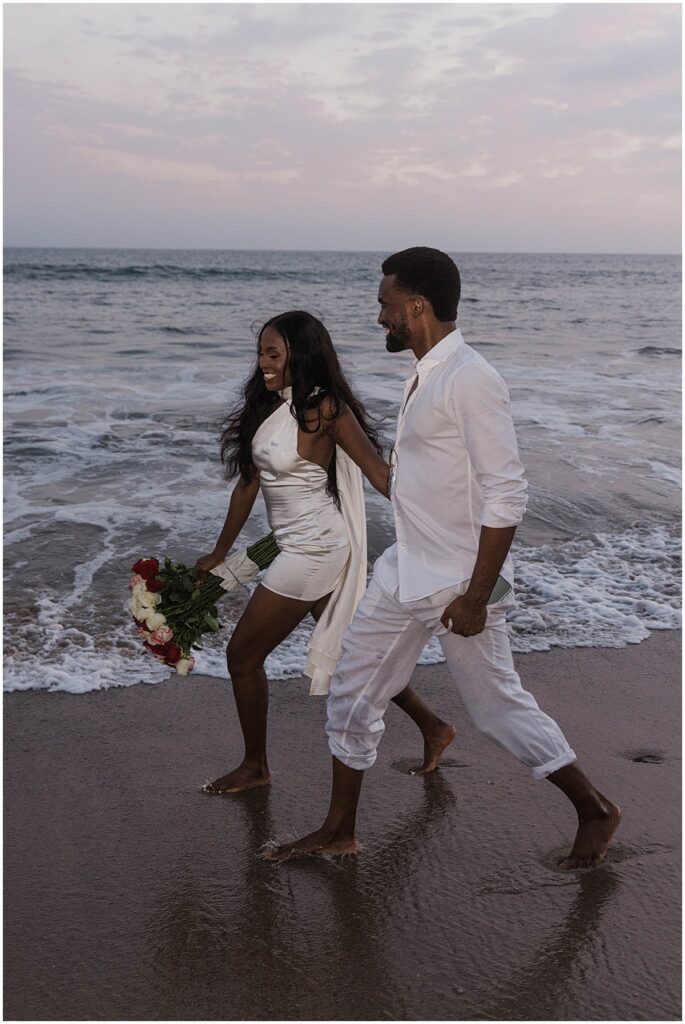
[3,244,681,257]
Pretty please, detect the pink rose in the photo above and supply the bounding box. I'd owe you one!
[130,573,145,589]
[151,626,173,645]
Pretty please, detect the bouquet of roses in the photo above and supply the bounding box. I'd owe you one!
[129,532,279,675]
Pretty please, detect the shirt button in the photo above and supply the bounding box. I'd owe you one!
[400,544,406,550]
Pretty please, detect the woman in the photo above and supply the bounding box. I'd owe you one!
[197,311,455,793]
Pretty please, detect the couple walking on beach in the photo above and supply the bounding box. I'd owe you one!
[196,246,620,870]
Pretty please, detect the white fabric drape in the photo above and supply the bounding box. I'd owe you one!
[304,446,367,695]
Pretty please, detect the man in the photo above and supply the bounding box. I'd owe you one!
[266,246,620,869]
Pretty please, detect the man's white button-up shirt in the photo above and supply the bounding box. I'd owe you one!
[389,328,528,602]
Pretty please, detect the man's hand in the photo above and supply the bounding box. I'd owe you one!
[441,594,488,637]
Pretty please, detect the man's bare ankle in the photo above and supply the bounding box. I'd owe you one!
[322,821,355,842]
[579,795,618,822]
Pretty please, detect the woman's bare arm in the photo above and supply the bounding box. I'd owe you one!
[327,404,390,497]
[196,474,261,573]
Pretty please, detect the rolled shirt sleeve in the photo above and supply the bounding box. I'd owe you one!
[450,363,528,528]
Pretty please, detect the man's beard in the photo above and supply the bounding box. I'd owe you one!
[385,317,411,352]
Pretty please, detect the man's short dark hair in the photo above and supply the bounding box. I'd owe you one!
[381,247,461,321]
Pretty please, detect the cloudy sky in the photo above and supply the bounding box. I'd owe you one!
[4,2,681,252]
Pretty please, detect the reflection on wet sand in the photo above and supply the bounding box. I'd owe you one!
[290,772,458,1017]
[148,774,458,1019]
[481,867,621,1020]
[5,635,680,1020]
[149,786,299,1019]
[147,771,628,1021]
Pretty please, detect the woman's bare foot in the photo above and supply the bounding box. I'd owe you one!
[262,827,358,861]
[202,763,271,794]
[559,801,622,869]
[412,721,457,775]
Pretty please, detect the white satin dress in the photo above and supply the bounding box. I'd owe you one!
[251,388,367,695]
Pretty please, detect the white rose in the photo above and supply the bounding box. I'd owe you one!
[144,611,166,630]
[175,657,195,676]
[132,583,161,608]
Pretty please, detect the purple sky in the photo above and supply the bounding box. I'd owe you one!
[4,3,681,252]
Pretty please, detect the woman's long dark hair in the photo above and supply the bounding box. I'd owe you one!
[220,311,383,507]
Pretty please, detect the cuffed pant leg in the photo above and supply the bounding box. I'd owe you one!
[326,576,431,771]
[438,605,576,779]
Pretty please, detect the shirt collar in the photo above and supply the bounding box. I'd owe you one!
[413,328,464,371]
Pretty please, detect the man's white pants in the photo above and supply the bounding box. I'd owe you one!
[326,549,576,779]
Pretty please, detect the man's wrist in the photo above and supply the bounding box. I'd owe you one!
[462,585,490,609]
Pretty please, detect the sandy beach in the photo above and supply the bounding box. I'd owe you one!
[4,631,681,1021]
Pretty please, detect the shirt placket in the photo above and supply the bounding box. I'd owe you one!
[392,365,426,559]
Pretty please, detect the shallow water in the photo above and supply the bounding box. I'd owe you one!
[4,249,681,692]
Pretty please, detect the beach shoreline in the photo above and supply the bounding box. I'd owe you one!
[4,630,681,1020]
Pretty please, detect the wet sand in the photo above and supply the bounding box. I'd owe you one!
[4,631,681,1021]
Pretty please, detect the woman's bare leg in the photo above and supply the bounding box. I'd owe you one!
[203,584,328,794]
[391,686,456,774]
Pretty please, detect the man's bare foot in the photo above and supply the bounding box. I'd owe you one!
[262,828,358,861]
[202,764,271,794]
[412,721,457,775]
[559,801,622,869]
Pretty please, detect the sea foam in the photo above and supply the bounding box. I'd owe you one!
[3,525,679,694]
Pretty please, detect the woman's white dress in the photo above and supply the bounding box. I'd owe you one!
[251,389,367,695]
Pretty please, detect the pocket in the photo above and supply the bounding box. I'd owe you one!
[426,584,465,634]
[487,575,513,606]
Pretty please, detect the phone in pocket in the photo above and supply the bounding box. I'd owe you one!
[487,575,512,605]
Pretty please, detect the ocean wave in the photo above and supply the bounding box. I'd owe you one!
[637,345,682,357]
[4,262,347,284]
[3,525,680,694]
[4,249,681,695]
[649,461,681,486]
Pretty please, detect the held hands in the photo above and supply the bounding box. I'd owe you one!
[440,593,488,637]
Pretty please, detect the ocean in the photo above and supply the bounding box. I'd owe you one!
[4,248,681,693]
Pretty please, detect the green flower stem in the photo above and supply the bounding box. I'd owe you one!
[246,532,280,569]
[154,534,279,659]
[164,578,223,625]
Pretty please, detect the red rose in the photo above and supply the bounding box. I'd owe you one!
[145,577,164,592]
[143,640,167,663]
[163,642,182,665]
[131,558,160,580]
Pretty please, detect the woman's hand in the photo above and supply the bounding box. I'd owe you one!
[195,550,228,581]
